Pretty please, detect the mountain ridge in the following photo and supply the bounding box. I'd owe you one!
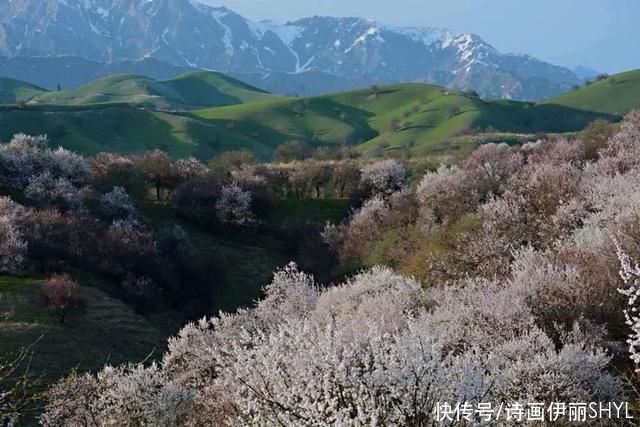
[0,0,583,100]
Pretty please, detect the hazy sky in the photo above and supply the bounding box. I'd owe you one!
[199,0,640,73]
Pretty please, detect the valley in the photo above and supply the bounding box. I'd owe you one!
[1,1,640,423]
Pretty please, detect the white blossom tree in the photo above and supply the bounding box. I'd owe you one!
[175,157,208,181]
[25,172,84,211]
[100,186,135,219]
[41,364,193,426]
[45,147,92,186]
[0,217,27,274]
[617,246,640,370]
[416,164,476,229]
[360,159,406,196]
[0,197,28,274]
[215,183,255,226]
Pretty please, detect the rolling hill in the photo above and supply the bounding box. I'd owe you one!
[0,104,280,160]
[0,77,46,104]
[545,69,640,116]
[14,71,275,110]
[193,83,613,155]
[0,69,636,159]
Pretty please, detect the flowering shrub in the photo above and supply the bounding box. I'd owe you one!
[100,186,135,219]
[618,246,640,371]
[215,182,255,226]
[360,159,406,196]
[0,216,26,274]
[25,172,84,211]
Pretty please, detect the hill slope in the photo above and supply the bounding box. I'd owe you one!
[545,69,640,116]
[194,83,612,155]
[0,275,166,384]
[29,72,275,110]
[0,74,629,159]
[0,104,280,159]
[0,77,46,103]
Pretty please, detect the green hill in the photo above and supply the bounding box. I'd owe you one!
[0,71,635,159]
[0,104,279,159]
[0,77,46,104]
[164,71,275,106]
[194,83,611,155]
[29,72,275,110]
[544,69,640,116]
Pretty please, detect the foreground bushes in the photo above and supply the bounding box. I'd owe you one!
[42,264,623,425]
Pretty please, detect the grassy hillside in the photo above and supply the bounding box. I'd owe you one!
[0,105,278,159]
[194,93,378,147]
[0,78,46,104]
[29,72,275,110]
[0,71,634,159]
[195,83,611,156]
[0,275,166,381]
[545,69,640,116]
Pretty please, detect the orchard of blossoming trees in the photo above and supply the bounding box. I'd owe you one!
[0,111,627,424]
[3,112,640,424]
[40,263,624,425]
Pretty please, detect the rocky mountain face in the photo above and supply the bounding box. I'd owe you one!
[0,0,583,99]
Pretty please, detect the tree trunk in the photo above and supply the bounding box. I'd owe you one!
[156,184,161,201]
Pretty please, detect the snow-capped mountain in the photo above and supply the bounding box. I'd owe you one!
[0,0,582,99]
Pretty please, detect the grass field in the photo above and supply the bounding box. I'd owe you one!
[0,105,279,159]
[268,198,352,226]
[545,69,640,116]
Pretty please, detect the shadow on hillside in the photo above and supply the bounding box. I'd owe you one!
[0,105,195,158]
[476,102,621,134]
[188,96,379,160]
[168,77,242,108]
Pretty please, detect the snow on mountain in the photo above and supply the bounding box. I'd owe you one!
[0,0,582,100]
